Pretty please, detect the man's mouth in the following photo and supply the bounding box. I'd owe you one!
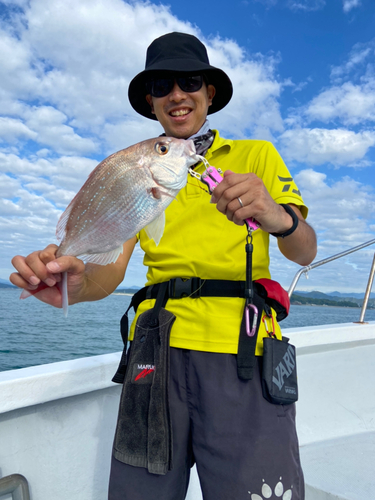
[170,108,191,117]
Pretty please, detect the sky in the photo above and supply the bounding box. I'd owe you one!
[1,0,375,293]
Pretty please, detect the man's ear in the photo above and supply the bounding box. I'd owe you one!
[146,94,155,114]
[207,85,216,107]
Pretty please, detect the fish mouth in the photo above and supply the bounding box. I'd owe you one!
[184,139,201,167]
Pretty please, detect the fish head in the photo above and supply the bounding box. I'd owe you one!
[148,137,198,192]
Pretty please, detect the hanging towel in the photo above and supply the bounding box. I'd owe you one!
[112,307,175,475]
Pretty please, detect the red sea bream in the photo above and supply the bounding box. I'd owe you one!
[52,137,198,314]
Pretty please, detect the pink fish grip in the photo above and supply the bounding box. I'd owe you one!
[201,167,260,232]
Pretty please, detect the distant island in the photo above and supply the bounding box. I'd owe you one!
[0,282,16,289]
[291,291,374,309]
[291,294,359,308]
[115,287,141,295]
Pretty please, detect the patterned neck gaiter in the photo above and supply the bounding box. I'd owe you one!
[188,120,214,157]
[160,120,214,158]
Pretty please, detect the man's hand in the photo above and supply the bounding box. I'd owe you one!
[10,244,87,308]
[10,237,137,308]
[211,170,317,266]
[211,171,291,233]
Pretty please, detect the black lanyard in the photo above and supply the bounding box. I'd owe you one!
[244,224,258,337]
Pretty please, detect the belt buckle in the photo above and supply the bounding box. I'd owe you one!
[169,278,201,299]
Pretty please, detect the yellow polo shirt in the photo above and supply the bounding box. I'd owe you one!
[129,131,307,355]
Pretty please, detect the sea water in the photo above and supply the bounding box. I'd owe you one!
[1,288,375,372]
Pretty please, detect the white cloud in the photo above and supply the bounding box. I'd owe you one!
[343,0,361,13]
[284,40,375,169]
[18,0,193,126]
[305,81,375,125]
[296,169,375,221]
[208,46,283,139]
[291,79,311,93]
[25,106,98,155]
[270,168,375,292]
[295,168,375,271]
[0,0,285,150]
[279,127,375,166]
[0,173,20,197]
[253,0,325,9]
[330,45,373,82]
[0,29,40,99]
[101,119,163,154]
[0,152,98,205]
[287,0,325,11]
[0,117,37,143]
[282,40,375,167]
[0,191,58,218]
[0,151,53,176]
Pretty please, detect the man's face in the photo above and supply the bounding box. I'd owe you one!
[146,76,216,139]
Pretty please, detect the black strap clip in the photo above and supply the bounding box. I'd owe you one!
[168,277,201,299]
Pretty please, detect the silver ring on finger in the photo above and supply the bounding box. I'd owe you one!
[237,196,244,208]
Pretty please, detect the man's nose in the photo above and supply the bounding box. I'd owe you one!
[168,81,186,101]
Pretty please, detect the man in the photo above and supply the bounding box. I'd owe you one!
[11,32,317,500]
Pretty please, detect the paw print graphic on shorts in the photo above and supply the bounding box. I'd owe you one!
[248,478,293,500]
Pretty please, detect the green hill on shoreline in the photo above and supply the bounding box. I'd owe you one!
[291,292,375,309]
[291,294,359,308]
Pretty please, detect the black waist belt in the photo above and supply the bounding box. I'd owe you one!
[113,278,267,384]
[130,278,266,313]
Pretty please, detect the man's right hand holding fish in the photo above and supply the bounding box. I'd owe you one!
[11,32,317,500]
[11,239,135,308]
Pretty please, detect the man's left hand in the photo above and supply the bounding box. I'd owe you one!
[211,170,294,234]
[211,170,317,266]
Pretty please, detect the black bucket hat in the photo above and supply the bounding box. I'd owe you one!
[128,32,233,120]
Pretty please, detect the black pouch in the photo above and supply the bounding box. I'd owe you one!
[261,336,298,405]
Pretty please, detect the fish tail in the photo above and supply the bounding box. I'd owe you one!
[61,271,69,317]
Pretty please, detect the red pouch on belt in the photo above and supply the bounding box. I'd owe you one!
[255,278,290,322]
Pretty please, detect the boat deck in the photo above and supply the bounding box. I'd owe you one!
[294,325,375,500]
[0,322,374,499]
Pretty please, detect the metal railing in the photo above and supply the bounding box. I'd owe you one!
[288,238,375,323]
[0,474,30,500]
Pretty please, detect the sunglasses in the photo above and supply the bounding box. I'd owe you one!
[146,75,204,98]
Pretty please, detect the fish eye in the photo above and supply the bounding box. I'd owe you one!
[155,142,170,155]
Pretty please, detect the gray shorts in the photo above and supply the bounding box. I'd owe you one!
[108,348,304,500]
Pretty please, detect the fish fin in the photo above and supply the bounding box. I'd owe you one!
[56,203,74,242]
[20,289,33,299]
[78,245,124,266]
[150,187,162,200]
[145,212,165,246]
